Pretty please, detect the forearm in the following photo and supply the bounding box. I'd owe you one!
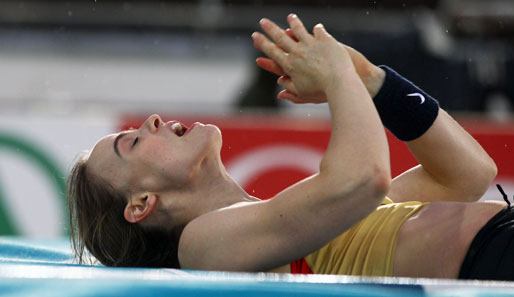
[253,15,390,205]
[359,65,497,201]
[320,68,391,200]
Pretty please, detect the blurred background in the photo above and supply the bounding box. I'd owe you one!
[0,0,513,238]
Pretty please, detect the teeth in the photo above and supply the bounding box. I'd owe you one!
[171,123,182,132]
[171,122,186,136]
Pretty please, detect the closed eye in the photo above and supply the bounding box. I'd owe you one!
[132,137,139,148]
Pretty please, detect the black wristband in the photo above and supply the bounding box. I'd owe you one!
[373,65,439,141]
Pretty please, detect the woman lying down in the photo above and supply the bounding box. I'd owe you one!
[67,14,513,280]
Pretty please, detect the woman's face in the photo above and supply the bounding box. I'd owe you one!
[86,114,222,194]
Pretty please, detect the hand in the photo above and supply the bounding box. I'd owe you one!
[256,28,386,103]
[252,14,354,103]
[255,28,326,104]
[343,45,385,98]
[257,55,326,104]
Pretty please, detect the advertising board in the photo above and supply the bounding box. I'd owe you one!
[1,113,513,237]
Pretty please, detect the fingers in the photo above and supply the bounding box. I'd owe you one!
[252,32,288,68]
[277,90,307,104]
[256,57,286,76]
[259,18,296,53]
[287,14,311,42]
[277,76,297,94]
[285,29,299,42]
[312,23,330,39]
[253,15,311,74]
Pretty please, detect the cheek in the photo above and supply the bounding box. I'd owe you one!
[156,159,195,189]
[143,148,192,184]
[100,167,126,190]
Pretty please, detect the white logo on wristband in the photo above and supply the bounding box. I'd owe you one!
[407,93,425,104]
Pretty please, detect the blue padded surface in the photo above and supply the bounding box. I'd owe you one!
[0,237,513,297]
[0,238,73,265]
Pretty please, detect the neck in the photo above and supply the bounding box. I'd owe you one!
[195,165,255,212]
[160,153,258,226]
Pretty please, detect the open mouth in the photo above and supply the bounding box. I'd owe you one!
[170,122,189,137]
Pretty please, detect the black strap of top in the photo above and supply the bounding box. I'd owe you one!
[496,184,511,206]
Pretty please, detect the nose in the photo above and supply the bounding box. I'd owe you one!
[141,114,163,132]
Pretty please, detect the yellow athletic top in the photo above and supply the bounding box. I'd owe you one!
[304,197,425,276]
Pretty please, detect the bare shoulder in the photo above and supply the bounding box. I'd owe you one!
[178,174,388,271]
[177,214,210,269]
[177,201,271,271]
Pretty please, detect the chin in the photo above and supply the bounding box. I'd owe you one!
[205,123,221,135]
[205,124,222,147]
[191,124,222,161]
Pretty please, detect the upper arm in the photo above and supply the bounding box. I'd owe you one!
[388,165,461,203]
[179,171,388,272]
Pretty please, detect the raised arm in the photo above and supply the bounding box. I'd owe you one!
[345,50,497,203]
[387,110,497,202]
[259,41,497,203]
[178,15,390,271]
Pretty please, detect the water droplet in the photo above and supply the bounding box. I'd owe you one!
[67,11,73,17]
[445,29,449,33]
[307,113,311,117]
[366,11,370,15]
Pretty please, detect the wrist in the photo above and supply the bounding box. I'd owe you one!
[341,44,385,98]
[364,66,386,98]
[323,67,358,96]
[373,65,439,141]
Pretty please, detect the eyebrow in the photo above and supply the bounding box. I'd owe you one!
[113,132,129,158]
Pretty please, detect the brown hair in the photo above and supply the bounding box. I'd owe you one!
[67,153,183,268]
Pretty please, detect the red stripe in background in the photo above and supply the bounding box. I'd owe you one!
[119,114,514,198]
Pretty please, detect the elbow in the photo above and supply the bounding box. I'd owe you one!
[367,164,391,202]
[347,164,391,213]
[477,156,498,194]
[327,162,391,206]
[462,157,498,202]
[478,157,498,196]
[488,157,498,182]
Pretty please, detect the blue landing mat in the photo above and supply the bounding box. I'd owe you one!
[0,237,513,297]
